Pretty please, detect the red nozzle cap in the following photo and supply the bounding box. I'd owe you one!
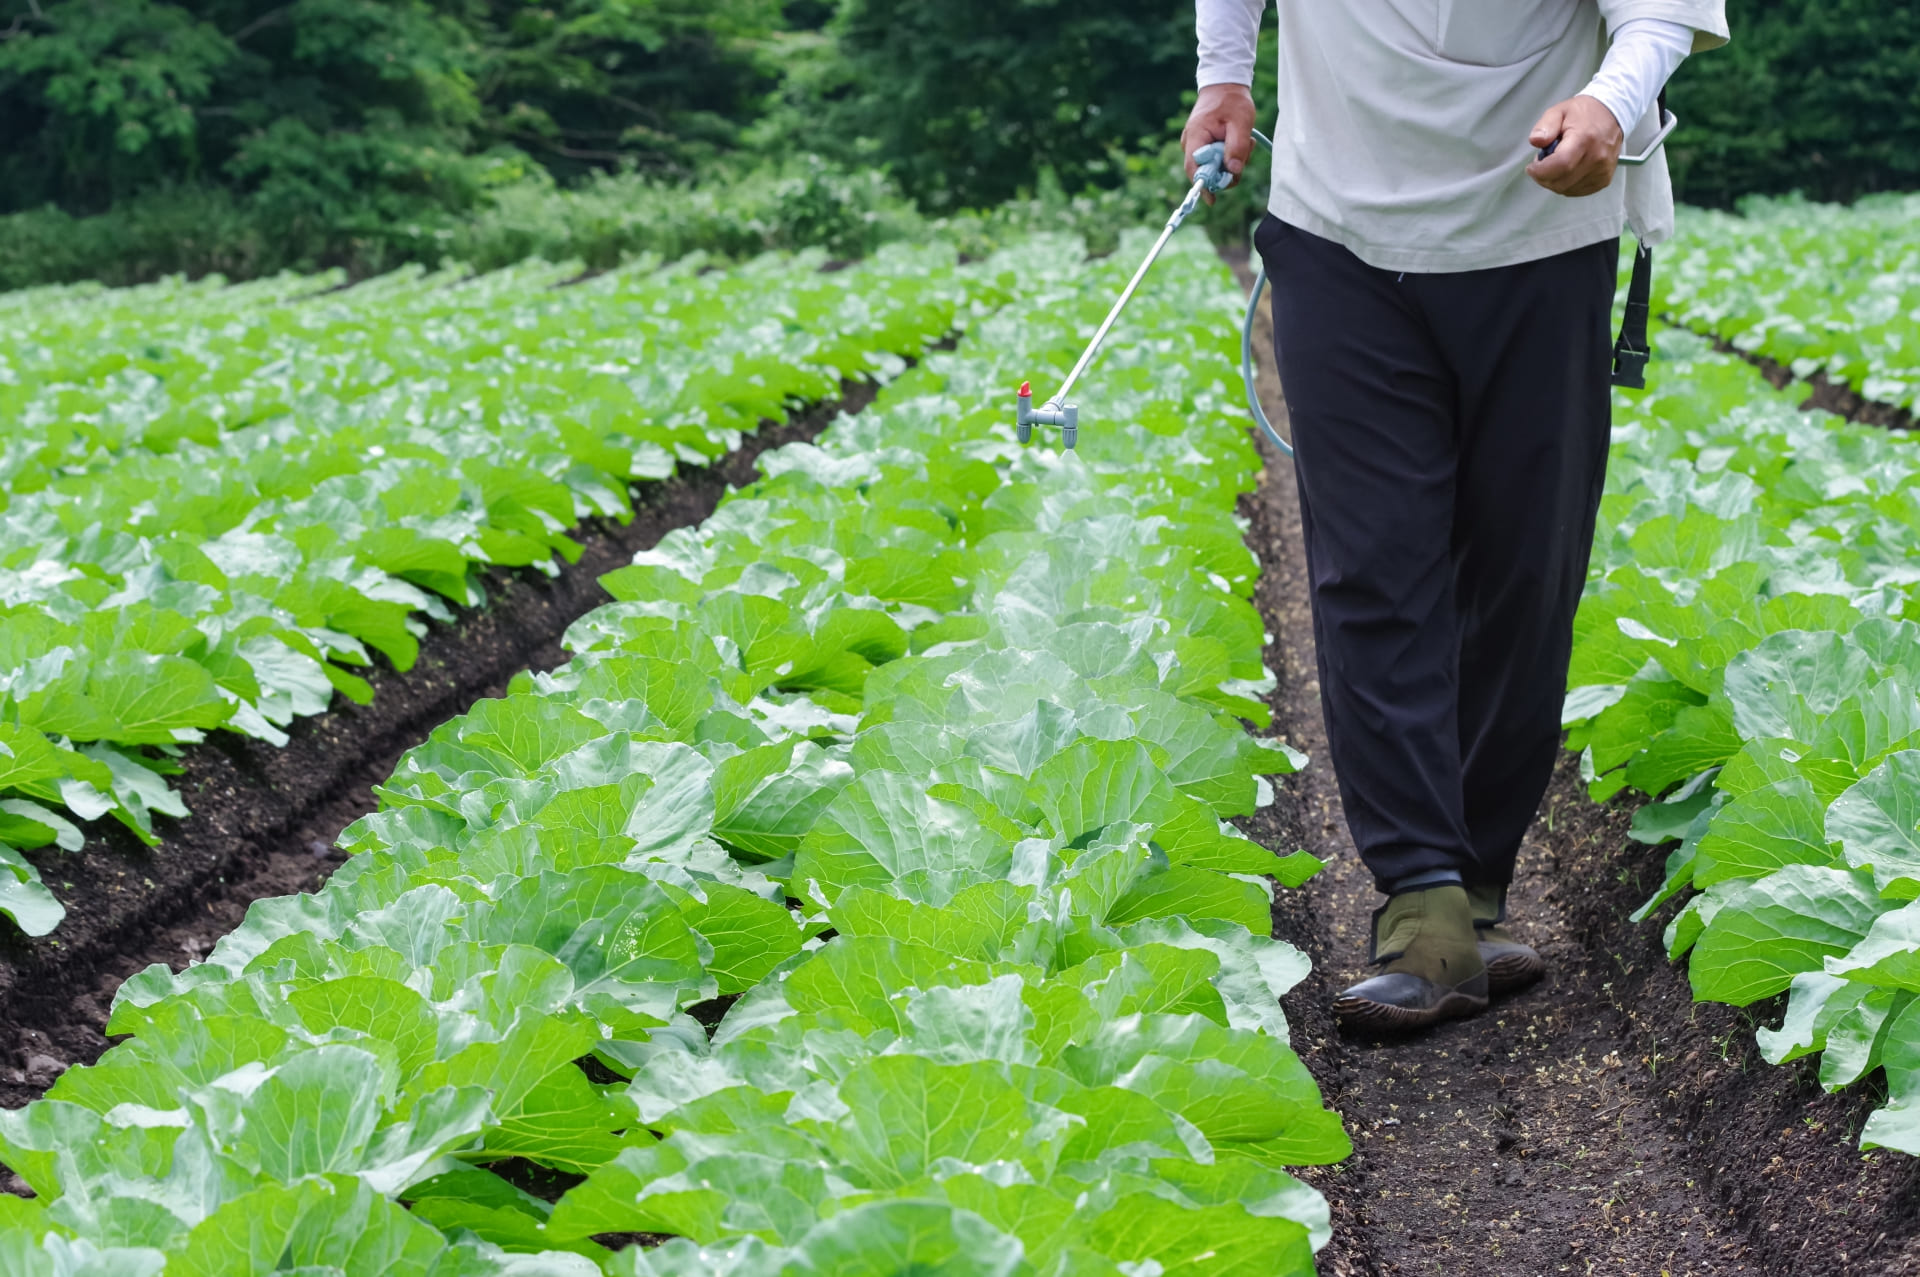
[1017,381,1031,398]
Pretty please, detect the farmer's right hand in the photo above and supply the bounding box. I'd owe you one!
[1182,83,1255,205]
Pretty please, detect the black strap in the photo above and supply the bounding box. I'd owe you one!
[1610,88,1665,391]
[1611,241,1653,389]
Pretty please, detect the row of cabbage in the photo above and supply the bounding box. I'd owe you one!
[0,230,1348,1277]
[0,247,983,937]
[1657,194,1920,411]
[1565,323,1920,1153]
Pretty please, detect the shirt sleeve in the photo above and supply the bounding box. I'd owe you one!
[1579,17,1692,136]
[1196,0,1267,88]
[1597,0,1730,52]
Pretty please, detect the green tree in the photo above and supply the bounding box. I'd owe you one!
[0,0,495,222]
[0,0,236,209]
[1662,0,1920,206]
[472,0,781,183]
[801,0,1193,210]
[0,0,784,224]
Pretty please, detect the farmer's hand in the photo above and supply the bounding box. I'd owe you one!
[1526,95,1625,197]
[1182,83,1255,205]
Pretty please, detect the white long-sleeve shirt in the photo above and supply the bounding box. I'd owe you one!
[1580,17,1694,137]
[1196,0,1728,272]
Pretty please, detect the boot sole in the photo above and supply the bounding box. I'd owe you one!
[1331,987,1489,1034]
[1485,950,1547,996]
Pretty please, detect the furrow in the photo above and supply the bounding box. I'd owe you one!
[0,387,873,1109]
[1684,323,1916,433]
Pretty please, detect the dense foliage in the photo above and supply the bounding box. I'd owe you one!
[784,0,1191,211]
[0,0,803,283]
[1666,0,1920,207]
[9,0,1914,290]
[0,150,1195,296]
[0,232,1348,1274]
[0,0,781,215]
[0,244,974,936]
[1658,194,1920,411]
[1567,324,1920,1153]
[0,161,931,291]
[0,0,1199,230]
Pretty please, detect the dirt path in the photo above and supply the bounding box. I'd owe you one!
[1224,248,1920,1275]
[0,388,875,1109]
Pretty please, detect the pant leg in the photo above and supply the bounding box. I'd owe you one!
[1255,216,1475,892]
[1409,239,1618,887]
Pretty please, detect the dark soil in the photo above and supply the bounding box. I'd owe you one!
[0,387,873,1110]
[1227,250,1920,1275]
[1692,328,1914,433]
[1544,769,1920,1276]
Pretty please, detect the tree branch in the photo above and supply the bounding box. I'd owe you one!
[1,2,51,42]
[501,129,629,164]
[228,4,293,45]
[604,94,667,123]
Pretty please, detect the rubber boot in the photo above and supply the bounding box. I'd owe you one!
[1467,884,1546,995]
[1332,884,1488,1033]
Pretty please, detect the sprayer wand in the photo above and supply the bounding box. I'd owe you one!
[1016,133,1290,459]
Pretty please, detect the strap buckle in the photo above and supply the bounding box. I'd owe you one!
[1610,333,1651,389]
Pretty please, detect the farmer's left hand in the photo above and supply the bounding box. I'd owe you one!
[1526,95,1625,197]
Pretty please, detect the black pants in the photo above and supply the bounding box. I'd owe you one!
[1254,217,1616,894]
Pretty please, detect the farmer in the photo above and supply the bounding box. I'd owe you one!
[1185,1,1728,1031]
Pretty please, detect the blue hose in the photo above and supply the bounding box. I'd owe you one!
[1238,131,1292,459]
[1241,265,1291,458]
